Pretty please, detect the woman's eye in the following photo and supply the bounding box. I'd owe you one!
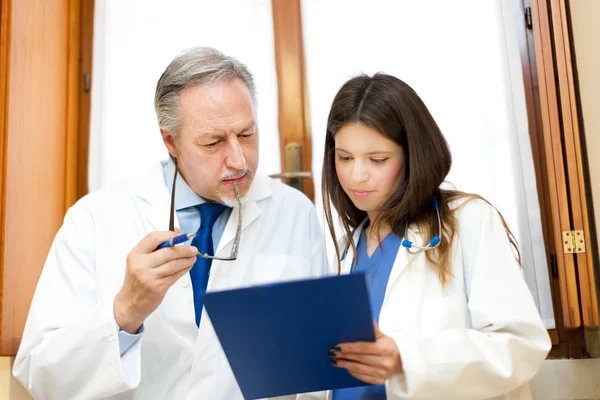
[372,158,388,164]
[337,156,351,162]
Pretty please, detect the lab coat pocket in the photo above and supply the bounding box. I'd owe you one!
[421,295,467,335]
[252,254,310,286]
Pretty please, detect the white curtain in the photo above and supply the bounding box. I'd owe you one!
[89,0,280,192]
[302,0,555,328]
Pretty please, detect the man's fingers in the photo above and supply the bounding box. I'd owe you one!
[151,245,198,268]
[155,256,197,278]
[134,231,182,253]
[164,263,194,286]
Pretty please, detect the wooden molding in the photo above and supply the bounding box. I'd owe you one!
[271,0,314,201]
[77,0,94,201]
[530,0,581,328]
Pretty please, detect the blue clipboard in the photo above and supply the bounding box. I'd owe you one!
[202,273,375,399]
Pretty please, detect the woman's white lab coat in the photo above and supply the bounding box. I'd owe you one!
[300,199,551,400]
[13,162,328,400]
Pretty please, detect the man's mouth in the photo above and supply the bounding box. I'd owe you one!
[221,174,247,184]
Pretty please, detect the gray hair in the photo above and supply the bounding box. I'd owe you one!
[154,46,257,137]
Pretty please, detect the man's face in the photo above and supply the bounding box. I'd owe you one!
[162,78,259,205]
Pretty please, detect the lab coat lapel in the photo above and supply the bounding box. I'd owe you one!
[341,220,414,308]
[383,227,419,302]
[216,173,271,254]
[133,166,272,251]
[133,163,180,232]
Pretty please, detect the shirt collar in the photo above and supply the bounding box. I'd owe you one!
[162,158,206,211]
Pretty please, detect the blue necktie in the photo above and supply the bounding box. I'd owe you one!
[190,202,227,326]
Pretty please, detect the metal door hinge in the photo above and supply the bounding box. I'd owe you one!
[563,230,585,254]
[525,7,533,30]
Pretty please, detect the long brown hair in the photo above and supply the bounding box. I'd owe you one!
[322,73,520,284]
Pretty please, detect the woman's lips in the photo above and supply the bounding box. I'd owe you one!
[351,189,375,197]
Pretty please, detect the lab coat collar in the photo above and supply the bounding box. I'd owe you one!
[133,161,273,238]
[215,172,272,254]
[134,163,174,232]
[340,219,419,299]
[162,158,205,211]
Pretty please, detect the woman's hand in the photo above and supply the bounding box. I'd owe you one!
[330,323,403,385]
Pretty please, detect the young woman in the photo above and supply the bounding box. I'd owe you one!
[311,74,551,399]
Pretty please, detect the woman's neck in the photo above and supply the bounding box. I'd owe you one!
[365,211,392,241]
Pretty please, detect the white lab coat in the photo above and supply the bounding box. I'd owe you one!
[300,199,551,400]
[14,162,329,400]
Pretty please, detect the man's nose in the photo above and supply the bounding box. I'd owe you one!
[225,137,246,171]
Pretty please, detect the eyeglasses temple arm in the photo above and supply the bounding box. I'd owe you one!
[231,182,242,256]
[169,163,178,231]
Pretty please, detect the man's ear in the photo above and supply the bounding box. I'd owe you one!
[161,129,178,159]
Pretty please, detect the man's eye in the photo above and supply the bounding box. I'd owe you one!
[205,140,221,148]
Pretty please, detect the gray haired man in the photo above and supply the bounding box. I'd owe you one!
[14,47,328,399]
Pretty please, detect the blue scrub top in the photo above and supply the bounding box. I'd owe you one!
[332,228,402,400]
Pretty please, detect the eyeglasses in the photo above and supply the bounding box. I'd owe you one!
[169,164,242,261]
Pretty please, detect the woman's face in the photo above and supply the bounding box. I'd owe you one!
[334,122,406,218]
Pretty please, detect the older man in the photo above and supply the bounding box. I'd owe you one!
[14,47,328,399]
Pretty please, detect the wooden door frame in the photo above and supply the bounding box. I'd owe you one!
[65,0,94,208]
[76,0,94,201]
[0,0,11,355]
[552,0,599,329]
[565,0,600,323]
[271,0,314,202]
[514,0,566,353]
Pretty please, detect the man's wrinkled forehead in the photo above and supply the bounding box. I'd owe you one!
[180,79,255,119]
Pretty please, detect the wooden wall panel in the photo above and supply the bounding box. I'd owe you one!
[1,0,79,355]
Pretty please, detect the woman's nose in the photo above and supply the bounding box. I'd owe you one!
[351,161,369,182]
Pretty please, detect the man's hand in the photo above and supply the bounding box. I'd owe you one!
[114,229,198,333]
[330,323,403,385]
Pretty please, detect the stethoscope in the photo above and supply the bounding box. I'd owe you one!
[340,196,442,262]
